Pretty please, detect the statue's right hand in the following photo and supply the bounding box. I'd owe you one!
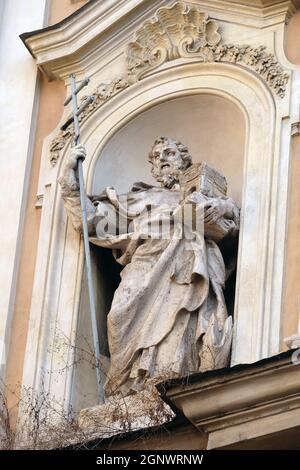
[66,144,86,170]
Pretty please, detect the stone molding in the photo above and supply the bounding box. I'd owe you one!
[20,0,300,81]
[162,352,300,449]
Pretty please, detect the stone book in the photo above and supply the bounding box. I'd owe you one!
[179,163,234,241]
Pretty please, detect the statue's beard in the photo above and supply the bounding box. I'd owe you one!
[157,173,179,189]
[153,167,183,189]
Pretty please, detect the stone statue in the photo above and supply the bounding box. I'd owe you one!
[59,137,240,397]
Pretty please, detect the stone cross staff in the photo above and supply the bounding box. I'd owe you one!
[61,75,104,402]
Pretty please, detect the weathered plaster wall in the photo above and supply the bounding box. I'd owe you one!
[282,135,300,346]
[285,12,300,65]
[0,0,47,389]
[48,0,89,26]
[4,0,89,425]
[5,74,66,418]
[281,16,300,347]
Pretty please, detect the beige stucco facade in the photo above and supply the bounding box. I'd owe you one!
[1,0,300,449]
[3,0,89,426]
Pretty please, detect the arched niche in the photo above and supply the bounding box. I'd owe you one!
[22,62,290,416]
[92,94,245,205]
[72,93,246,410]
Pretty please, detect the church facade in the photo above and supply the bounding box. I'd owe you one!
[1,0,300,450]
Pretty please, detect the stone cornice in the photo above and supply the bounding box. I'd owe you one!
[20,0,167,79]
[227,0,300,14]
[21,0,142,60]
[160,351,300,449]
[20,0,300,80]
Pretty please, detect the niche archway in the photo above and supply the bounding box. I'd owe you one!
[73,93,246,410]
[22,63,284,416]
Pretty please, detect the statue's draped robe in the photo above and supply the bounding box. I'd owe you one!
[60,180,239,396]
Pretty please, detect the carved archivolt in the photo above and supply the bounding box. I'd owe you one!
[50,77,129,166]
[50,1,289,165]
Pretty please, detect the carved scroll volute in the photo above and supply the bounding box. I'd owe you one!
[127,2,222,81]
[178,10,221,57]
[126,1,288,98]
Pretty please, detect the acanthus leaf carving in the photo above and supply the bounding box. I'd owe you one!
[212,44,289,98]
[127,2,221,79]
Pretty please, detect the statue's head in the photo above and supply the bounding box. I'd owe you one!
[148,137,192,189]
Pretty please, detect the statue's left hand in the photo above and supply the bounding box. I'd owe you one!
[66,144,86,170]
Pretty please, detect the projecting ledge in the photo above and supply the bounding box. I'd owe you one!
[158,350,300,450]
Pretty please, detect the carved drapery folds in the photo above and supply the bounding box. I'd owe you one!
[50,1,289,165]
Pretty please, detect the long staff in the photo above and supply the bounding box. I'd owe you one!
[63,74,104,402]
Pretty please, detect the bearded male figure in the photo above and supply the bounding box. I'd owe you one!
[59,137,240,397]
